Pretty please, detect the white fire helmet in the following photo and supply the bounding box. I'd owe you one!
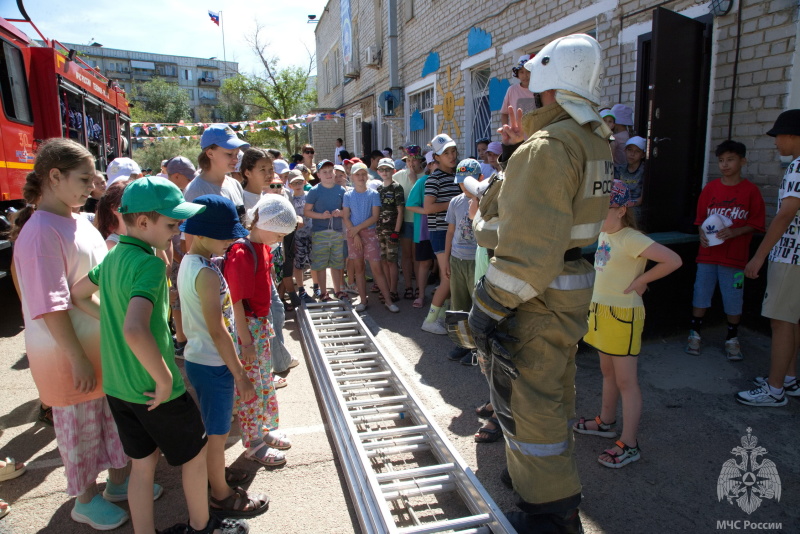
[525,34,603,105]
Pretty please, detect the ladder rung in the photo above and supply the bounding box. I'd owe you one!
[382,482,457,501]
[329,360,379,369]
[347,405,405,417]
[397,514,493,534]
[362,435,429,450]
[375,463,455,482]
[351,412,407,424]
[335,371,391,381]
[338,379,390,390]
[380,474,453,492]
[345,395,407,407]
[358,425,429,440]
[365,443,431,457]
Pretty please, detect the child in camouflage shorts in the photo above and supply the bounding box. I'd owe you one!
[376,158,405,301]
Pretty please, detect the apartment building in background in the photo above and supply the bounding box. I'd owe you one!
[52,42,239,122]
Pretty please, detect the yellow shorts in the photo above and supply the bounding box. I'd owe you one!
[583,303,644,356]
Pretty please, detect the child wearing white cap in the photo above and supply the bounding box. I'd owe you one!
[501,54,538,126]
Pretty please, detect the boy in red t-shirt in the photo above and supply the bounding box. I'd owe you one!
[686,140,765,360]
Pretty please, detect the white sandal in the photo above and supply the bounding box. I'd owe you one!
[0,458,26,482]
[264,430,292,450]
[245,442,286,467]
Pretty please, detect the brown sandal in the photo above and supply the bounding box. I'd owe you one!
[209,486,269,518]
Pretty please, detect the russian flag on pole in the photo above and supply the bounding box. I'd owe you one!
[208,10,220,26]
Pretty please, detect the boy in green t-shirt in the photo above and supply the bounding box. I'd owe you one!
[72,176,249,534]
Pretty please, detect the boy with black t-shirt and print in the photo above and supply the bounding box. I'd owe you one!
[686,140,765,361]
[739,110,800,407]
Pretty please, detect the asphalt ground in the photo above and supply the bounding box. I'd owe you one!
[0,273,798,533]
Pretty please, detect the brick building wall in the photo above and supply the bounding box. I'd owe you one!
[314,0,799,217]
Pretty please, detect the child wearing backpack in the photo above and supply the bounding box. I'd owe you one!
[223,195,298,466]
[177,195,269,519]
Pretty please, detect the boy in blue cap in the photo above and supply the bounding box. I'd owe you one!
[179,195,268,520]
[72,178,250,533]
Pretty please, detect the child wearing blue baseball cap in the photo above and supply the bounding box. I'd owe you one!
[183,124,251,225]
[72,178,251,532]
[177,195,270,519]
[574,180,681,469]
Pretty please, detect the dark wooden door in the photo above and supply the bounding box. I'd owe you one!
[642,8,711,233]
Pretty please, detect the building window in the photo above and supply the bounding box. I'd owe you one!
[183,69,193,81]
[185,88,195,100]
[408,87,434,149]
[470,65,491,155]
[353,115,363,157]
[333,48,341,88]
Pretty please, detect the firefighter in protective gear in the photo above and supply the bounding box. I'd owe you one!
[468,34,614,532]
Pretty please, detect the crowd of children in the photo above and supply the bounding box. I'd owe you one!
[3,104,800,530]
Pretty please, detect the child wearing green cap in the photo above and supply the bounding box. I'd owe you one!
[72,177,250,533]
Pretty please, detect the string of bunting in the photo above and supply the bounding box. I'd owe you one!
[132,112,346,140]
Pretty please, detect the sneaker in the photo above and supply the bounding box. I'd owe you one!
[355,303,367,312]
[753,376,800,397]
[724,337,743,361]
[448,346,470,361]
[385,303,400,313]
[313,284,322,298]
[103,477,164,502]
[460,351,478,366]
[685,330,701,355]
[289,292,301,308]
[287,358,300,370]
[735,385,787,407]
[71,494,129,530]
[174,340,187,359]
[421,318,447,335]
[160,517,250,534]
[302,292,316,304]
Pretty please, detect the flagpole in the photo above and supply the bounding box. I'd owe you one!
[220,10,228,78]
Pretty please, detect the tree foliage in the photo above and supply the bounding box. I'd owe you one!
[130,77,192,123]
[218,24,317,155]
[132,138,201,174]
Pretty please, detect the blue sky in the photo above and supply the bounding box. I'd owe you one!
[1,0,328,74]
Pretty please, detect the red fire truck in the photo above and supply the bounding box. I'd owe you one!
[0,1,132,276]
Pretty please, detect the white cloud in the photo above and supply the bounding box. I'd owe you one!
[12,0,328,75]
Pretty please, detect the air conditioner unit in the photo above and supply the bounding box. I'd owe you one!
[344,60,360,79]
[365,46,381,68]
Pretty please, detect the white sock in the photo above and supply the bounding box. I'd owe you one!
[784,375,796,385]
[768,384,784,396]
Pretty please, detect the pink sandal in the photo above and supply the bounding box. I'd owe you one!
[412,296,425,309]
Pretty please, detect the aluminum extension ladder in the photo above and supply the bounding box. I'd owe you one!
[298,300,516,534]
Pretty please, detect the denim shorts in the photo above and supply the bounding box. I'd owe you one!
[692,263,744,316]
[429,230,447,255]
[184,362,234,436]
[400,222,414,240]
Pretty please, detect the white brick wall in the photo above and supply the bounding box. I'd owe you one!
[315,0,800,215]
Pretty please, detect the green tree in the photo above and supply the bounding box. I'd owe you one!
[219,25,316,155]
[132,138,201,174]
[130,77,192,123]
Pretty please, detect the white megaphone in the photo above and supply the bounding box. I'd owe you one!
[462,176,491,199]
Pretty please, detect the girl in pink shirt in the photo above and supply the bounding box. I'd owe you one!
[11,139,135,530]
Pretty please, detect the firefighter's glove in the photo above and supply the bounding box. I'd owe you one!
[469,278,520,379]
[446,311,475,349]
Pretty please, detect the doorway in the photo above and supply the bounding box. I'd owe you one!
[636,8,713,233]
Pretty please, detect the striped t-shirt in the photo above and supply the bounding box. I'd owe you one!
[424,169,459,231]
